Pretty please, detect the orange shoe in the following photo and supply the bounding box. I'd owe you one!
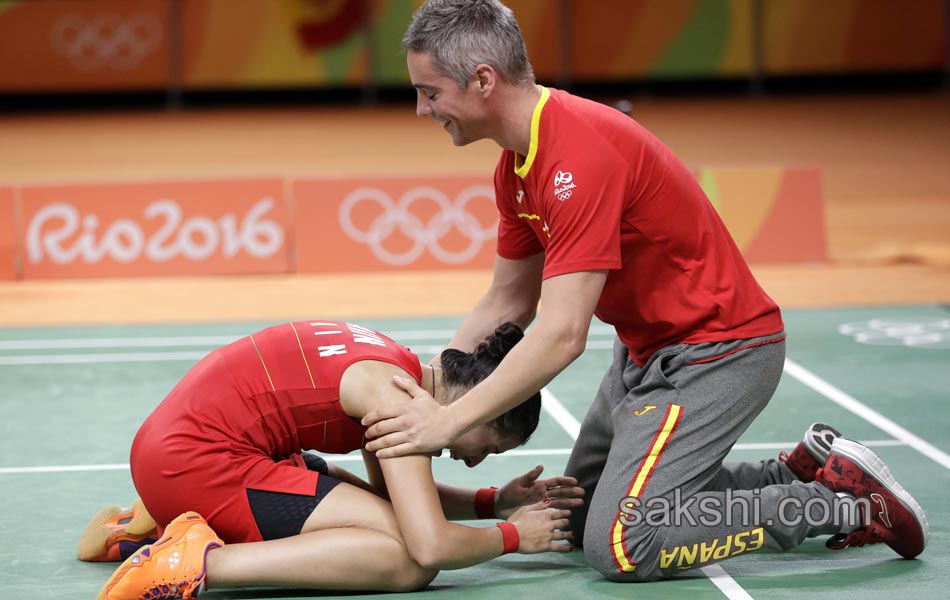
[78,499,160,562]
[96,512,224,600]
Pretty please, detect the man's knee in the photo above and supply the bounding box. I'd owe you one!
[582,531,666,583]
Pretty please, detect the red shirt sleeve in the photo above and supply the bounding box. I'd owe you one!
[538,147,625,279]
[494,152,544,260]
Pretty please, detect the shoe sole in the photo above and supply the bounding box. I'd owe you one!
[803,422,842,463]
[77,499,157,561]
[830,438,930,550]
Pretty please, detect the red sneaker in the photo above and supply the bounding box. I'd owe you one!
[77,498,159,562]
[781,422,842,482]
[96,511,223,600]
[816,438,928,559]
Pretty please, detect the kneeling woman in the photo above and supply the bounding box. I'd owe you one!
[97,320,581,599]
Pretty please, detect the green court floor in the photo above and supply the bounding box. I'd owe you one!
[1,305,948,599]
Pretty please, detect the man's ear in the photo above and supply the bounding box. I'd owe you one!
[474,63,496,95]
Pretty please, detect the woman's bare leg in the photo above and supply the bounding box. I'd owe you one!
[204,483,437,592]
[206,528,434,592]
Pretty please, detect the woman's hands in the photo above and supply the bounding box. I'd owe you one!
[497,467,582,554]
[506,500,574,553]
[495,465,585,519]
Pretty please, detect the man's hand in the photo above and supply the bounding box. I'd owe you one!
[495,465,585,519]
[362,376,462,458]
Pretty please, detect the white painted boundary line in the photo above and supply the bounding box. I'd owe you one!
[0,440,911,475]
[0,325,618,365]
[0,336,242,350]
[0,341,617,366]
[0,463,132,474]
[700,564,755,600]
[0,330,475,351]
[0,351,211,365]
[0,448,567,475]
[784,358,950,471]
[2,454,568,475]
[0,326,620,351]
[540,388,582,440]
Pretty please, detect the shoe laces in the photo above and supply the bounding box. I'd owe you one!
[142,581,190,599]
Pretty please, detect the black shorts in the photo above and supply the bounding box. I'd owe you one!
[245,453,342,541]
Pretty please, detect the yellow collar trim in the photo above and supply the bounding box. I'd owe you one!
[514,86,550,179]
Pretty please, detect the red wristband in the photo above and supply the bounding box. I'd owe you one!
[496,522,520,554]
[474,487,497,519]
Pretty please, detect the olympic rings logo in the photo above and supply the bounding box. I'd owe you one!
[50,14,163,72]
[338,185,497,266]
[838,318,950,350]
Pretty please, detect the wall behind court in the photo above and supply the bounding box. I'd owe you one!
[0,0,945,93]
[0,167,826,280]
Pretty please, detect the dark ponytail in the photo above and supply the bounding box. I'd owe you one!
[440,322,542,444]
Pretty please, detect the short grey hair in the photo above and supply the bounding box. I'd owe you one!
[403,0,535,89]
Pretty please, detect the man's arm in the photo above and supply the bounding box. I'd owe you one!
[364,268,607,457]
[442,267,607,430]
[437,253,544,359]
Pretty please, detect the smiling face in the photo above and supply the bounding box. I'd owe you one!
[407,51,489,147]
[444,424,520,468]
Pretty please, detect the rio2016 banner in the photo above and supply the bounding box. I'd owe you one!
[16,179,289,279]
[0,167,824,280]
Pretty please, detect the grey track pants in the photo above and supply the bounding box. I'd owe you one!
[564,333,840,582]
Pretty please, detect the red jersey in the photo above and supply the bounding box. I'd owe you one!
[131,320,422,536]
[139,320,423,459]
[495,87,784,365]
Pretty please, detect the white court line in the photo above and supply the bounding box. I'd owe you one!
[784,357,950,471]
[540,388,582,439]
[0,440,911,475]
[0,463,132,474]
[0,326,618,352]
[0,351,212,365]
[0,336,242,350]
[0,448,571,475]
[700,564,754,600]
[0,332,457,351]
[0,341,617,366]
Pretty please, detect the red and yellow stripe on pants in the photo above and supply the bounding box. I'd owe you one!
[610,404,683,573]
